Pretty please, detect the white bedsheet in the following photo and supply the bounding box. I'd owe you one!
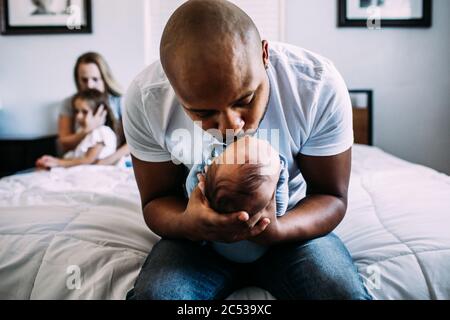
[0,145,449,300]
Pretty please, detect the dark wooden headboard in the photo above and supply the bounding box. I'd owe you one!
[0,135,57,178]
[349,90,373,146]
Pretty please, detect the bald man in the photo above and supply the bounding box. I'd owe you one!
[124,0,371,300]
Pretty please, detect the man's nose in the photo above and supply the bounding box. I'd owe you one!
[218,109,245,136]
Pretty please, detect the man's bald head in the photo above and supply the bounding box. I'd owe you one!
[160,0,265,105]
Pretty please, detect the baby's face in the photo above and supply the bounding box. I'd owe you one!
[210,136,281,213]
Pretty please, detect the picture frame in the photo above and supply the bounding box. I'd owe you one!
[349,90,373,146]
[338,0,432,28]
[0,0,92,35]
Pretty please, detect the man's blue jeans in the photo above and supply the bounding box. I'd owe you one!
[126,233,372,300]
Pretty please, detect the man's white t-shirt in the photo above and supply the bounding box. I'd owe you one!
[123,42,353,209]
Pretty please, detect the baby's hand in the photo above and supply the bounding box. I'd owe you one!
[36,155,60,169]
[249,196,279,245]
[196,173,206,195]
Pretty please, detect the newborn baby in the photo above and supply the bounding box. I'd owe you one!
[185,135,289,263]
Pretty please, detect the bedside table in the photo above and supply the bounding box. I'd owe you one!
[0,136,57,178]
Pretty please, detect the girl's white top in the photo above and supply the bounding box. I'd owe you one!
[64,126,117,160]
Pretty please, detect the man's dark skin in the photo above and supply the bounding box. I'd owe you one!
[132,0,351,246]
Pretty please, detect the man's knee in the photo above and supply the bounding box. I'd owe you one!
[298,234,372,300]
[263,233,372,300]
[130,239,233,300]
[133,278,202,300]
[133,276,232,300]
[314,272,372,300]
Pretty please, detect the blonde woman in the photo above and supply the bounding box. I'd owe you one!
[58,52,129,166]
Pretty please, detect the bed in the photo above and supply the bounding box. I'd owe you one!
[0,144,449,300]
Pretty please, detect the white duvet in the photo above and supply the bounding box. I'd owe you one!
[0,145,449,300]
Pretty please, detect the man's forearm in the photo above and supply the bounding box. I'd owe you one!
[144,196,188,239]
[277,194,347,243]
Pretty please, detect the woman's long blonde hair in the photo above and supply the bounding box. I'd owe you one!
[74,52,123,97]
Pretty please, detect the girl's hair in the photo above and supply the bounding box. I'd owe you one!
[72,90,125,146]
[74,52,123,97]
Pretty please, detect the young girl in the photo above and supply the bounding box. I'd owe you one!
[36,90,119,169]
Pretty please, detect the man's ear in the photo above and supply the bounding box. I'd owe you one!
[262,40,270,69]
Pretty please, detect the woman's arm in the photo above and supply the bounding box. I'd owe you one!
[95,144,130,166]
[58,115,89,153]
[58,107,107,153]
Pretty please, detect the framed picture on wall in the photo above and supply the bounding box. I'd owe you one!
[338,0,432,28]
[0,0,92,35]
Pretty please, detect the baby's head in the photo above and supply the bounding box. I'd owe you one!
[204,136,281,216]
[72,89,115,130]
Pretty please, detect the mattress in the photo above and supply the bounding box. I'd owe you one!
[0,145,449,300]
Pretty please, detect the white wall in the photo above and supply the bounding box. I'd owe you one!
[284,0,450,174]
[0,0,284,139]
[0,0,148,139]
[146,0,285,62]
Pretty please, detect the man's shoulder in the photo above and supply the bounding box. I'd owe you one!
[125,60,177,118]
[269,42,337,83]
[130,60,172,94]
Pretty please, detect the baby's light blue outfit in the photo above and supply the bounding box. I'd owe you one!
[185,142,289,263]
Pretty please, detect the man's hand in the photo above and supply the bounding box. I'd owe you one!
[132,157,272,244]
[84,105,107,133]
[248,193,281,245]
[182,185,271,243]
